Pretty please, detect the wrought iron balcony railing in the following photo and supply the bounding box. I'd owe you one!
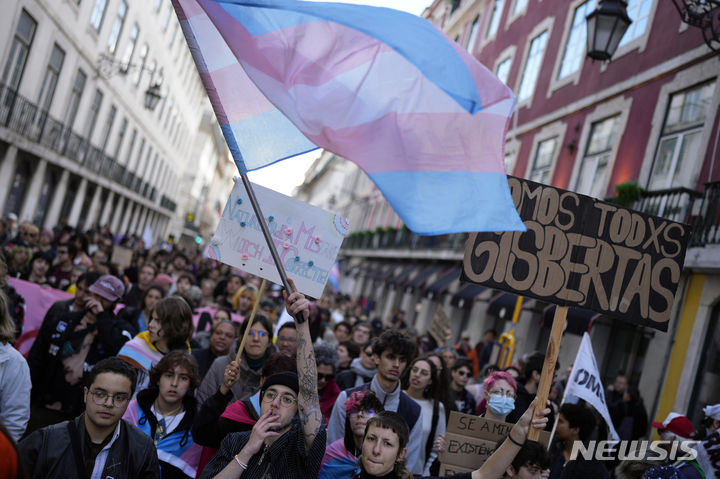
[0,83,162,205]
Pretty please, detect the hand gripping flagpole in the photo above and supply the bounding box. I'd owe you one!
[238,173,306,323]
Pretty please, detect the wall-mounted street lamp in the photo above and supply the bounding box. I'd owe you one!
[585,0,633,61]
[671,0,720,53]
[96,53,165,111]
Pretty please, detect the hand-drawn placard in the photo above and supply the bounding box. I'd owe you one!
[207,181,349,299]
[439,411,550,470]
[427,306,450,346]
[110,245,133,270]
[462,177,690,332]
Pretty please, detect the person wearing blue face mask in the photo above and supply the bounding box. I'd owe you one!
[482,371,518,423]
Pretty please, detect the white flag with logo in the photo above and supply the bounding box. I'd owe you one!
[565,332,619,440]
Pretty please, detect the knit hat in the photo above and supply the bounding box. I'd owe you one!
[651,413,694,438]
[88,275,125,302]
[703,403,720,421]
[260,371,299,397]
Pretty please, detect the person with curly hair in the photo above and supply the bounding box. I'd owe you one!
[328,329,424,474]
[123,351,202,478]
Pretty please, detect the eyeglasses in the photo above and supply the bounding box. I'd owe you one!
[89,389,130,407]
[411,366,431,376]
[318,373,334,381]
[350,409,376,417]
[489,389,516,399]
[248,330,268,338]
[277,336,296,343]
[262,389,297,407]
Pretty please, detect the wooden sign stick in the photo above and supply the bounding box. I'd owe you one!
[235,279,267,363]
[527,305,568,442]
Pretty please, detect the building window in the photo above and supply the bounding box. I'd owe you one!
[486,0,504,39]
[574,115,619,197]
[1,9,37,90]
[134,43,148,86]
[530,137,557,184]
[518,31,548,102]
[37,44,65,112]
[120,24,139,72]
[89,0,109,31]
[64,69,86,129]
[100,105,117,151]
[125,128,137,165]
[466,15,480,53]
[84,89,104,141]
[513,0,527,15]
[648,81,716,191]
[107,1,127,54]
[162,4,173,31]
[114,117,128,159]
[558,0,597,79]
[618,0,652,47]
[496,57,511,85]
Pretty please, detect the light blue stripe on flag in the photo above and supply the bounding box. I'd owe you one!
[369,170,525,235]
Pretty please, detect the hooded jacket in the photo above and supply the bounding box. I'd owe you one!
[196,339,275,405]
[335,357,376,390]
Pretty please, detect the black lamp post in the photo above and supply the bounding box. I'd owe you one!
[586,0,633,61]
[97,53,165,111]
[144,82,163,111]
[671,0,720,53]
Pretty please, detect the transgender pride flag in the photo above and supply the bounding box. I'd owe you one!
[172,0,525,235]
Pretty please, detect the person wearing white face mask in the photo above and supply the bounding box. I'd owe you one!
[482,371,518,423]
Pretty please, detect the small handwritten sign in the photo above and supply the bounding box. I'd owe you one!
[439,411,550,470]
[207,181,349,299]
[427,306,450,346]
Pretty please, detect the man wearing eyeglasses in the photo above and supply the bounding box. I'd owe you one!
[199,279,326,479]
[19,357,160,478]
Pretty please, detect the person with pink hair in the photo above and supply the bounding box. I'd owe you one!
[480,371,518,423]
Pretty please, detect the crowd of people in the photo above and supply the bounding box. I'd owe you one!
[0,216,718,479]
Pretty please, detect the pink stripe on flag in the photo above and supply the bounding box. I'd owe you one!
[447,38,512,111]
[304,110,508,174]
[201,64,275,123]
[202,7,396,87]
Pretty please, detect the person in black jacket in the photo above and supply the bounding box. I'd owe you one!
[26,275,136,433]
[548,403,609,479]
[506,352,556,431]
[18,357,159,479]
[123,351,201,479]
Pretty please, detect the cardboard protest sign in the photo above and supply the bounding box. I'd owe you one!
[207,181,349,299]
[110,245,133,270]
[439,411,550,470]
[462,176,690,331]
[565,333,619,440]
[427,306,450,346]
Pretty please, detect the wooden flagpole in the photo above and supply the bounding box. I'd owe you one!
[527,305,568,442]
[235,279,267,363]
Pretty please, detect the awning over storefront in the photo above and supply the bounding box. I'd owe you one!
[387,263,421,287]
[375,262,401,281]
[405,264,444,292]
[424,266,461,299]
[541,304,602,335]
[486,292,520,319]
[366,261,393,279]
[450,283,487,309]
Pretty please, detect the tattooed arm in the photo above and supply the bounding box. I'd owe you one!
[283,279,323,452]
